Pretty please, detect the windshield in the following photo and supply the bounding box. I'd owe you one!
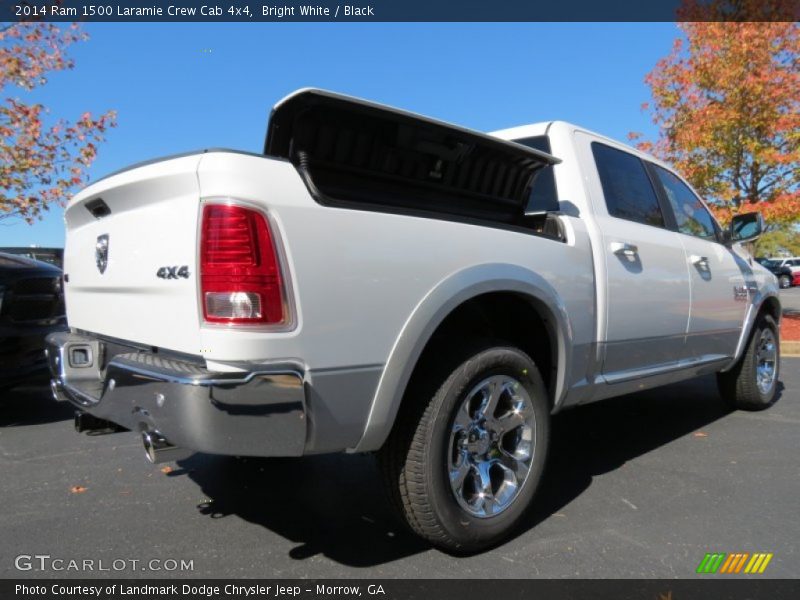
[759,259,780,268]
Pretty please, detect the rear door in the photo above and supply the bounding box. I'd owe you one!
[648,165,748,360]
[579,136,691,380]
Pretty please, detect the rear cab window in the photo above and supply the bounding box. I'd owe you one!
[514,136,558,214]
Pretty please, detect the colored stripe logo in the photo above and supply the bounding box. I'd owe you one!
[696,552,773,574]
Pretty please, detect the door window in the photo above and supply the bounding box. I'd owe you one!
[591,142,665,227]
[651,165,718,240]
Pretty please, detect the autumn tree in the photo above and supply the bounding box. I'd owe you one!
[1,22,115,223]
[631,0,799,251]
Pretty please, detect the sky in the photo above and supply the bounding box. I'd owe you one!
[1,22,680,247]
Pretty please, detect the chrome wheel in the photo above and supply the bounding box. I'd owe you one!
[755,328,777,395]
[447,374,536,518]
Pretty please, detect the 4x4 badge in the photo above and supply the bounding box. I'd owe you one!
[157,266,190,280]
[95,234,109,274]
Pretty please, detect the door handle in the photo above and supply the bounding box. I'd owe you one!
[610,242,639,258]
[690,255,710,270]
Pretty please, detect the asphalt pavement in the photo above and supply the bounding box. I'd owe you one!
[780,286,800,316]
[1,361,798,579]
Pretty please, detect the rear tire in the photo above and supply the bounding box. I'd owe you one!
[717,314,780,411]
[378,343,550,552]
[778,274,791,289]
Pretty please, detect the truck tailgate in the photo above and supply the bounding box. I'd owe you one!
[63,154,203,355]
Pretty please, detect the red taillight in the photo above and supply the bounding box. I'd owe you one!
[200,203,288,326]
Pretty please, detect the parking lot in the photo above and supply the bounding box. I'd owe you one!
[1,351,797,579]
[781,286,800,315]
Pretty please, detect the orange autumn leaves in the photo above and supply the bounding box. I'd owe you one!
[0,22,115,223]
[631,0,799,227]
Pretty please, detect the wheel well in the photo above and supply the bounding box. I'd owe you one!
[405,292,557,407]
[759,295,781,322]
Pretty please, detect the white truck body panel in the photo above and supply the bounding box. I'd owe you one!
[67,150,593,378]
[65,154,204,354]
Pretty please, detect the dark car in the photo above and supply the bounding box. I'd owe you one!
[756,257,795,289]
[0,246,63,268]
[0,253,67,391]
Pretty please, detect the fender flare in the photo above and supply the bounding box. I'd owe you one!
[722,290,781,372]
[353,263,572,452]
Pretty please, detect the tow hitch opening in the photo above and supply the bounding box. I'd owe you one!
[74,411,126,435]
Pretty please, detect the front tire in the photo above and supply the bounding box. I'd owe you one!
[778,274,791,289]
[379,344,550,552]
[717,314,780,410]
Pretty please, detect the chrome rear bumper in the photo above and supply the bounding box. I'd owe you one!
[45,331,307,457]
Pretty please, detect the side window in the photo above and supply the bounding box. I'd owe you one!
[514,136,558,214]
[591,142,665,227]
[651,165,718,240]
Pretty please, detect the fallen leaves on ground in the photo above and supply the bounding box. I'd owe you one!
[160,466,173,474]
[70,485,87,494]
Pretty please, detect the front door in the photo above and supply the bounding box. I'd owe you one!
[648,165,748,359]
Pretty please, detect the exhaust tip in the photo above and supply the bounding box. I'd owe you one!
[142,431,190,465]
[142,430,160,464]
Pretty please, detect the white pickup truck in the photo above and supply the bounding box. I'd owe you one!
[47,89,781,551]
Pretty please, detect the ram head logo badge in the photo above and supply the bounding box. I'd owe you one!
[95,234,109,274]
